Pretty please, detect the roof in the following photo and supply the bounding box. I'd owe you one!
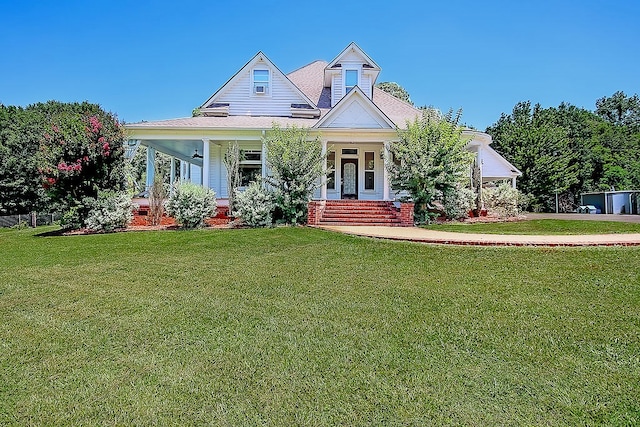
[128,54,423,130]
[126,115,318,130]
[287,60,332,111]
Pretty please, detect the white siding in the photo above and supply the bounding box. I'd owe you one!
[320,98,389,129]
[341,50,363,62]
[207,145,225,197]
[331,74,343,107]
[215,69,309,116]
[207,141,263,199]
[360,74,371,98]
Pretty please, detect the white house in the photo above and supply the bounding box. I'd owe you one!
[126,43,520,223]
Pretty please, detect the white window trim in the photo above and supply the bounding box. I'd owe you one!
[239,149,263,188]
[343,67,360,95]
[252,68,271,96]
[364,151,375,191]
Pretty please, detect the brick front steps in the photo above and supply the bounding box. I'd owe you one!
[308,200,414,227]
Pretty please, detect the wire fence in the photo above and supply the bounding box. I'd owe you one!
[0,213,60,228]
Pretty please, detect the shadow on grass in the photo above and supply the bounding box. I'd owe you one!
[34,227,66,237]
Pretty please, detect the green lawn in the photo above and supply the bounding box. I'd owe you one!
[1,226,639,425]
[423,219,640,235]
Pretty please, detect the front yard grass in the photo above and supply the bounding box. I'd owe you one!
[423,219,640,235]
[1,226,639,425]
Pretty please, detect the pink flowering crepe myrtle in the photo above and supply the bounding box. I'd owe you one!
[40,115,115,188]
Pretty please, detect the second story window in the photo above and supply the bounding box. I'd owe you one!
[345,69,358,94]
[253,69,269,95]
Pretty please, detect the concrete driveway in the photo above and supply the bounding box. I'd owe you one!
[318,213,640,247]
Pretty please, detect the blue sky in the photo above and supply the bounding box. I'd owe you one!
[1,0,638,130]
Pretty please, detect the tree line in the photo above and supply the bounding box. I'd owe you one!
[486,91,639,212]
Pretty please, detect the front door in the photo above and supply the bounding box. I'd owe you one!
[341,159,358,199]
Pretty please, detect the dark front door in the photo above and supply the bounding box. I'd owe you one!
[341,159,358,199]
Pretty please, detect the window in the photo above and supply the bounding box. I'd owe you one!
[239,150,262,186]
[253,69,269,94]
[345,69,358,94]
[365,151,375,190]
[342,148,358,155]
[327,151,335,190]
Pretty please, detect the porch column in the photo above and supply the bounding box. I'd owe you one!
[202,139,210,189]
[512,177,517,188]
[321,140,327,200]
[185,161,191,181]
[146,146,156,190]
[261,137,267,180]
[170,157,176,186]
[478,147,484,206]
[383,142,390,201]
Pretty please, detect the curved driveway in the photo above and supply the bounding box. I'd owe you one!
[319,214,640,247]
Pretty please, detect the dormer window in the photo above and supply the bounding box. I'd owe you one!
[253,69,269,95]
[345,69,358,94]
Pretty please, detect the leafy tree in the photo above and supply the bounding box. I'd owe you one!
[595,91,640,131]
[376,82,413,105]
[487,102,580,211]
[386,109,474,223]
[1,101,127,222]
[0,104,48,214]
[263,125,326,225]
[36,101,127,227]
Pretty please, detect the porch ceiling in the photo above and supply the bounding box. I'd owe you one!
[140,139,204,166]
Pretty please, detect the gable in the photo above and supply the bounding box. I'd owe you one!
[482,145,522,179]
[315,86,395,129]
[325,42,381,72]
[324,42,381,107]
[199,52,319,118]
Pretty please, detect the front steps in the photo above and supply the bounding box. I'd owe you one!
[314,200,403,226]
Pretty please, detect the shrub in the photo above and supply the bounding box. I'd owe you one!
[233,180,275,227]
[164,182,217,229]
[443,185,476,220]
[223,142,242,215]
[483,183,521,217]
[85,191,136,232]
[148,175,167,226]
